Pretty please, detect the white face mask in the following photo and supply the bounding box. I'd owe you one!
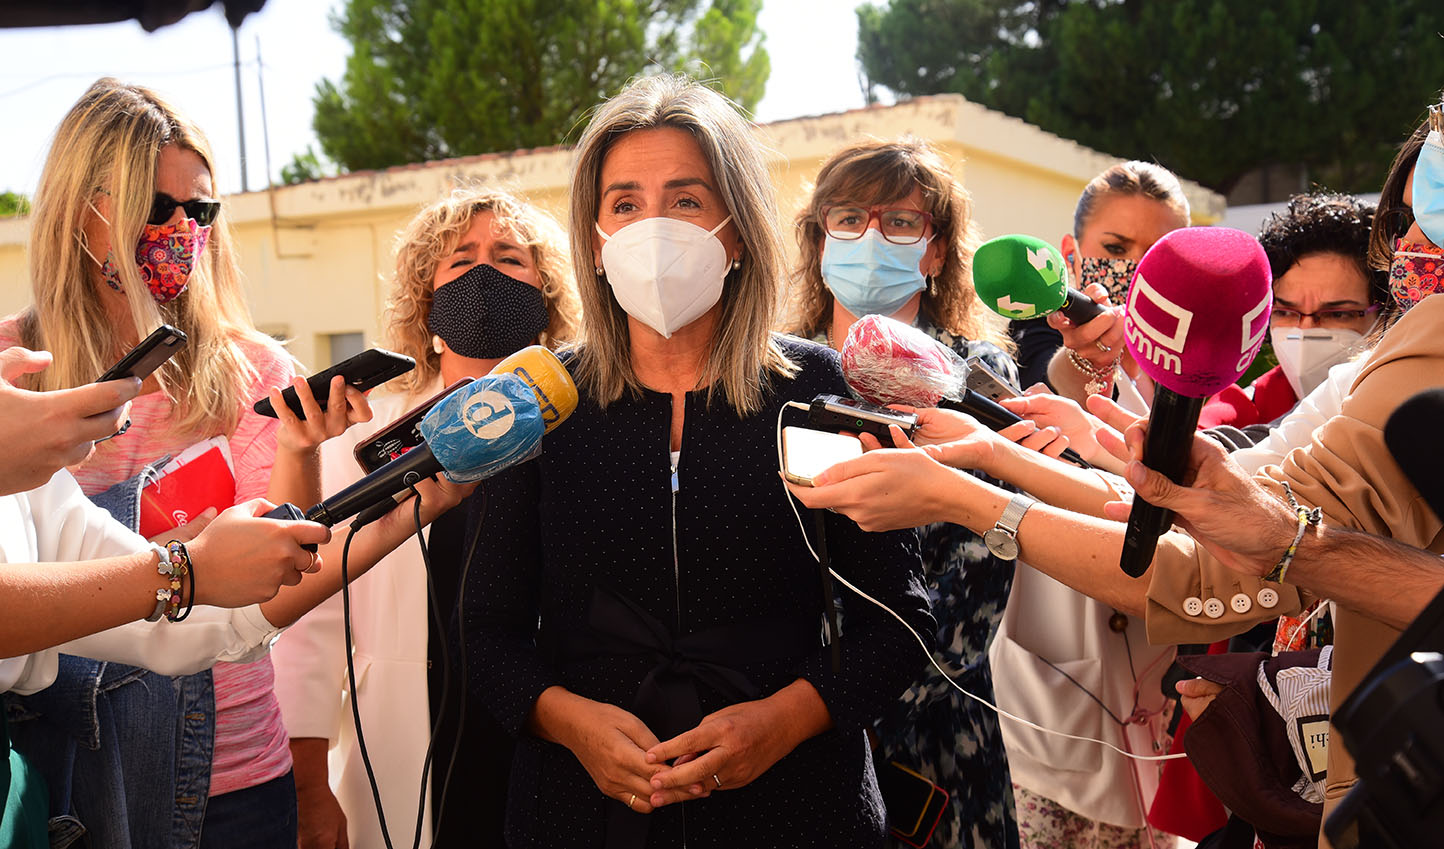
[1269,326,1364,398]
[596,215,733,338]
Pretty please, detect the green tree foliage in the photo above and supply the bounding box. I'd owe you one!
[280,146,331,186]
[314,0,768,173]
[0,191,31,218]
[857,0,1444,193]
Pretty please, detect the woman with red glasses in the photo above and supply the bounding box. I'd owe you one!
[788,138,1034,849]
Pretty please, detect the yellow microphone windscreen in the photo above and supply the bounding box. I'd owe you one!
[489,346,578,433]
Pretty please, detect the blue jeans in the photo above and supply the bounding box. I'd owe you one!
[198,772,297,849]
[4,462,216,849]
[6,661,216,849]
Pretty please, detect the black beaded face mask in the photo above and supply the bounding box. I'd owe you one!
[428,263,549,359]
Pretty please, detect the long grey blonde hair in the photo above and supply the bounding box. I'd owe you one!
[18,77,276,437]
[568,74,796,415]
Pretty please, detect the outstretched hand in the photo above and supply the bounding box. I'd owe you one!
[1046,282,1127,372]
[1088,395,1298,577]
[271,375,374,456]
[0,346,140,495]
[1003,384,1118,470]
[788,427,964,532]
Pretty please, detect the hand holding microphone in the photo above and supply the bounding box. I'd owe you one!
[1117,227,1273,576]
[973,234,1106,326]
[839,314,1091,468]
[268,345,578,531]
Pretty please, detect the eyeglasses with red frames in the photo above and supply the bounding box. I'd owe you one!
[821,206,933,245]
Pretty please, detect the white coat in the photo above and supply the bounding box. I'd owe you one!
[271,391,438,849]
[0,469,277,694]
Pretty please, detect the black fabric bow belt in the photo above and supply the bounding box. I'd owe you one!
[549,586,818,848]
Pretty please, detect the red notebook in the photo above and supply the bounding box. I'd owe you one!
[138,437,237,540]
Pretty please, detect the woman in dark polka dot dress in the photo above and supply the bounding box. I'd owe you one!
[458,75,935,848]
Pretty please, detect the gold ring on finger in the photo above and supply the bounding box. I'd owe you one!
[627,793,637,809]
[712,774,722,789]
[1096,340,1112,353]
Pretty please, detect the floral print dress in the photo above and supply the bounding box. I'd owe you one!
[816,320,1022,849]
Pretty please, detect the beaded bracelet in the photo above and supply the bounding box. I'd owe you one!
[144,543,172,622]
[1264,481,1322,583]
[164,541,196,622]
[1066,348,1119,396]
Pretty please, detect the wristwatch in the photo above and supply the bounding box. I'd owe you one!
[984,493,1035,560]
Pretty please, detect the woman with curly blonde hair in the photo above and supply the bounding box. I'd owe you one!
[272,185,580,849]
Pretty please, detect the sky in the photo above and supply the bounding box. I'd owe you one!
[0,0,880,197]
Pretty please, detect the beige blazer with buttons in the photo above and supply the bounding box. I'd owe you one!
[1144,294,1444,846]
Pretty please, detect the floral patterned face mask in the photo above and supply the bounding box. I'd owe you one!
[1390,238,1444,312]
[1077,256,1137,307]
[81,203,211,303]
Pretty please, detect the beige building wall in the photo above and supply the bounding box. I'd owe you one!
[0,94,1224,371]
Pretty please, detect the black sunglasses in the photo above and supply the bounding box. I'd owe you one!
[150,193,221,227]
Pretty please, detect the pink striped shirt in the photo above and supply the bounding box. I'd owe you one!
[0,317,295,797]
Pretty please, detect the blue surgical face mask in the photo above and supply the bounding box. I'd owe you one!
[1414,121,1444,248]
[821,229,929,318]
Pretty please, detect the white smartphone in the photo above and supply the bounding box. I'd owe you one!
[781,426,863,486]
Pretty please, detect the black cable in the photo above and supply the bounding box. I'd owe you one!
[812,509,841,673]
[434,485,486,837]
[343,521,395,849]
[409,488,448,849]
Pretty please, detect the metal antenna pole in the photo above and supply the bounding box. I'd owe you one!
[232,25,249,192]
[256,36,274,189]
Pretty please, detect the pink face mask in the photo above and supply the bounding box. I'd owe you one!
[1390,238,1444,312]
[83,205,211,304]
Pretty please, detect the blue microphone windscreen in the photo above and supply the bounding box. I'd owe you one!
[419,373,546,483]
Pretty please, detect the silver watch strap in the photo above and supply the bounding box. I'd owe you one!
[995,493,1035,534]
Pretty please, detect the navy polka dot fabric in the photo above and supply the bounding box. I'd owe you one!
[458,336,934,847]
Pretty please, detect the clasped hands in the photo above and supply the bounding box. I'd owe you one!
[546,683,822,814]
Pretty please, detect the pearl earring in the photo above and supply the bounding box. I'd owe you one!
[731,258,742,271]
[432,335,445,355]
[595,266,604,276]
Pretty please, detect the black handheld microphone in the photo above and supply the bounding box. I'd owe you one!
[837,315,1092,469]
[1116,228,1274,577]
[262,346,579,532]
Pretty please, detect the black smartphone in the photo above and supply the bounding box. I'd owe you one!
[353,377,474,473]
[96,324,187,383]
[808,394,919,441]
[254,348,415,418]
[879,761,949,847]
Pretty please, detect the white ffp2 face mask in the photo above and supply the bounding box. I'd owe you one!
[1269,326,1364,398]
[596,216,733,338]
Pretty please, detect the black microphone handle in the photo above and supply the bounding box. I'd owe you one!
[305,444,444,527]
[1119,387,1205,577]
[938,389,1091,469]
[1060,289,1107,325]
